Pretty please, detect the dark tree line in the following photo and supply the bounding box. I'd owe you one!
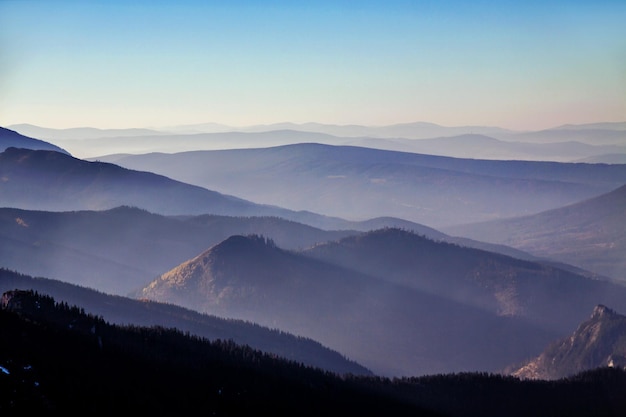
[2,289,626,416]
[0,289,434,415]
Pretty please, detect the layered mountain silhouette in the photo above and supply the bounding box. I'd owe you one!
[14,121,626,161]
[0,147,354,229]
[137,230,626,376]
[4,121,626,383]
[511,305,626,380]
[6,123,168,140]
[100,143,626,227]
[0,268,368,375]
[0,206,460,295]
[0,127,69,154]
[510,123,626,145]
[0,205,582,297]
[445,184,626,282]
[342,134,626,162]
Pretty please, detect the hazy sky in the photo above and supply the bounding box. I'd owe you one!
[1,0,625,130]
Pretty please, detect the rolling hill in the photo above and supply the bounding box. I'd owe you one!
[99,143,626,227]
[0,147,353,229]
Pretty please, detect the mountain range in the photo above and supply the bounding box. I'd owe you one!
[96,143,626,227]
[2,122,626,387]
[0,204,465,295]
[9,121,626,161]
[0,146,357,229]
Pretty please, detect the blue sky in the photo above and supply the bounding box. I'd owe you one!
[1,0,624,130]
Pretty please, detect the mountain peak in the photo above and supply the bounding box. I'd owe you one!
[208,234,279,260]
[511,305,626,380]
[592,304,616,320]
[219,234,277,249]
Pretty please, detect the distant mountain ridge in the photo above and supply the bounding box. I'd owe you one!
[0,147,353,230]
[102,143,626,227]
[0,127,69,154]
[7,123,169,140]
[11,121,626,160]
[8,120,516,140]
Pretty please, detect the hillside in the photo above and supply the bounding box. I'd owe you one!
[139,234,570,377]
[511,305,626,380]
[303,228,626,333]
[0,127,69,154]
[139,230,626,376]
[444,184,626,282]
[102,143,626,227]
[0,268,369,376]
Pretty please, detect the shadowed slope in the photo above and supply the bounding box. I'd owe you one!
[139,234,560,377]
[304,228,626,333]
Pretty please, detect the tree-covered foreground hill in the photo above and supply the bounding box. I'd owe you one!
[2,289,626,416]
[0,289,433,415]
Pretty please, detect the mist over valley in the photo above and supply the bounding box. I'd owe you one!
[2,121,626,414]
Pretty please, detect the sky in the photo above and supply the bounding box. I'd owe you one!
[1,0,625,131]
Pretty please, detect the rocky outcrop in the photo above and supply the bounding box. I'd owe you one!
[511,305,626,380]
